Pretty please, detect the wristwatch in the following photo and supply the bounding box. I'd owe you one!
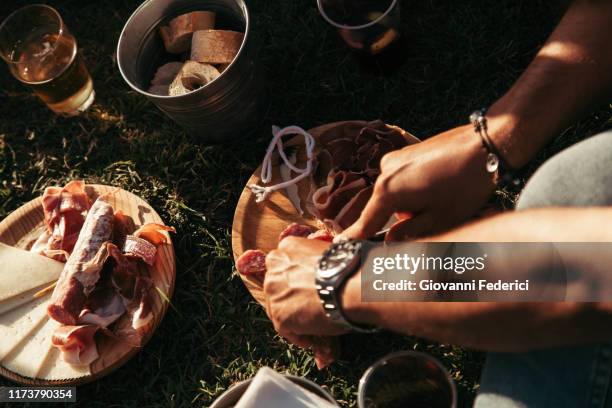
[315,240,379,333]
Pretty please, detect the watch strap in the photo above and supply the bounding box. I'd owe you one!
[316,241,379,334]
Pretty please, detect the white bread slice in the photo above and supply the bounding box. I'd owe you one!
[0,295,51,361]
[160,11,216,54]
[169,61,221,96]
[0,243,63,302]
[190,30,244,64]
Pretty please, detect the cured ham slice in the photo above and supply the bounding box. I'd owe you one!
[47,196,114,325]
[78,287,126,328]
[112,210,133,250]
[236,250,267,277]
[133,223,176,246]
[129,277,154,331]
[107,244,154,345]
[312,121,411,232]
[33,180,91,260]
[51,325,99,365]
[333,185,374,231]
[313,171,368,222]
[42,180,90,232]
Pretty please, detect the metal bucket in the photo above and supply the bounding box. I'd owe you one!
[117,0,264,143]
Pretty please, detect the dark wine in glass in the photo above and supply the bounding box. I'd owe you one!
[317,0,400,55]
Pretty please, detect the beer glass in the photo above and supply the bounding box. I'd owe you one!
[317,0,400,55]
[0,4,94,116]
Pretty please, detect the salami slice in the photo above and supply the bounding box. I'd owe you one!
[123,235,157,266]
[236,249,267,276]
[47,196,114,325]
[278,223,314,242]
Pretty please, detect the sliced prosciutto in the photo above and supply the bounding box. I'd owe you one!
[312,120,410,232]
[31,180,91,261]
[51,325,99,366]
[31,181,177,367]
[107,244,155,345]
[132,223,176,245]
[78,287,126,328]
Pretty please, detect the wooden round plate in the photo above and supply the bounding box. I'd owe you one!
[0,184,176,385]
[231,121,419,305]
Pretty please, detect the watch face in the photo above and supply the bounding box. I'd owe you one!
[318,241,361,280]
[318,265,343,279]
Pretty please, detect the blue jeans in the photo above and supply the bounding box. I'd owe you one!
[474,130,612,408]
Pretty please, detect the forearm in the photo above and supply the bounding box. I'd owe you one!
[343,295,608,352]
[341,208,612,350]
[486,0,612,168]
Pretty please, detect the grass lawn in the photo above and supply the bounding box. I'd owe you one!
[0,0,611,406]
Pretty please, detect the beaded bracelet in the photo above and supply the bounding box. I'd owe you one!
[469,109,521,190]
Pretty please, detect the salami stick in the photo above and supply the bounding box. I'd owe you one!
[47,196,114,325]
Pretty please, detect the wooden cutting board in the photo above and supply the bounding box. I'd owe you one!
[231,121,419,305]
[0,184,176,386]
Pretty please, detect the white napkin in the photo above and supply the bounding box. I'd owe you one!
[234,367,337,408]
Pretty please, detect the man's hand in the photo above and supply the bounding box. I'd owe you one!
[342,125,496,240]
[264,237,346,347]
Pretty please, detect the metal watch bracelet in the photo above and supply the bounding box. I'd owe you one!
[315,241,379,334]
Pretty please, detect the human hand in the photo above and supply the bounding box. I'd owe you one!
[341,125,496,240]
[264,237,347,347]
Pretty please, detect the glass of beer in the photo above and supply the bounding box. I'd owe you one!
[0,4,94,116]
[317,0,400,55]
[358,351,457,408]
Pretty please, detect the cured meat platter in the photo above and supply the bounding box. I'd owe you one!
[232,121,419,305]
[0,184,176,385]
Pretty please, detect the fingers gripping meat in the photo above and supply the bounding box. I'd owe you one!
[47,196,114,325]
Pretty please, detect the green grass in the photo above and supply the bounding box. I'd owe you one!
[0,0,611,407]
